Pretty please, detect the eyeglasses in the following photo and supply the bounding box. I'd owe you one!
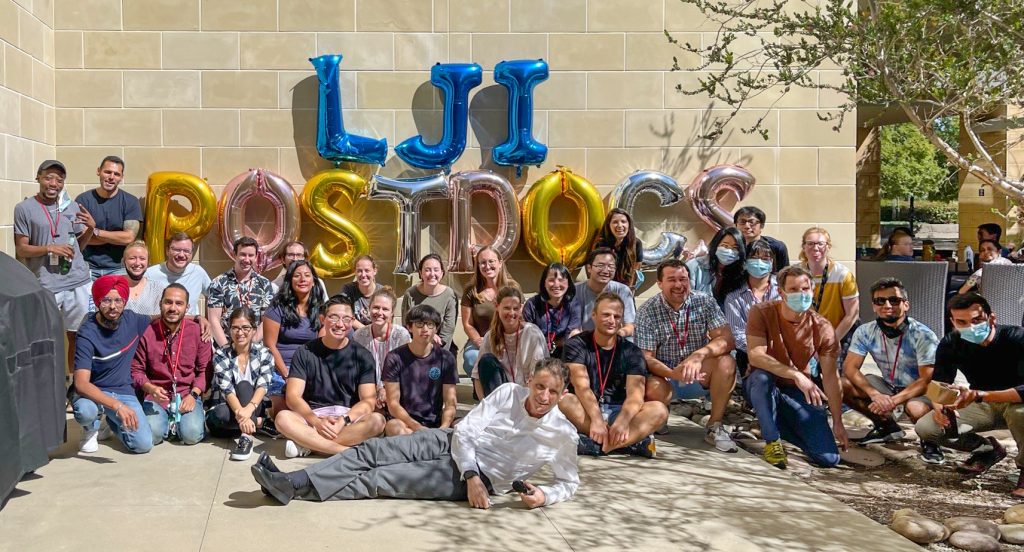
[591,263,615,271]
[229,325,253,333]
[871,296,905,306]
[479,259,500,267]
[99,297,124,306]
[411,321,437,329]
[284,253,305,260]
[325,314,354,324]
[803,241,828,249]
[736,218,761,227]
[169,247,193,255]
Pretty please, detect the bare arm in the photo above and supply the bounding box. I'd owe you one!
[348,383,378,421]
[615,374,646,426]
[440,384,457,428]
[893,364,933,406]
[834,297,860,341]
[841,352,875,394]
[384,381,422,431]
[14,234,54,259]
[747,335,802,379]
[285,378,315,422]
[262,317,288,377]
[617,323,635,337]
[461,305,483,345]
[568,362,604,426]
[88,219,139,246]
[642,349,674,380]
[207,306,228,347]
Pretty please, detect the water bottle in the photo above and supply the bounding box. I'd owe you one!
[58,231,75,275]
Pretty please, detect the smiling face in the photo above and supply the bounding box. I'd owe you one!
[736,214,762,241]
[229,314,255,350]
[234,245,258,275]
[497,295,523,332]
[96,160,124,195]
[871,286,909,323]
[321,302,353,340]
[368,295,394,328]
[657,265,690,305]
[524,370,565,418]
[290,264,314,297]
[476,248,501,283]
[588,253,616,287]
[419,258,444,287]
[355,258,377,287]
[165,238,194,271]
[544,268,569,302]
[36,168,65,202]
[123,245,149,279]
[160,287,188,326]
[609,213,630,240]
[978,241,1000,263]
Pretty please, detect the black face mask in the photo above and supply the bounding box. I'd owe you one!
[877,317,908,338]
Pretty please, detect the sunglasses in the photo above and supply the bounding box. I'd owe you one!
[871,296,905,306]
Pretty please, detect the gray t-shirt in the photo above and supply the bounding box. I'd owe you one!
[13,196,90,293]
[144,263,211,315]
[574,280,636,331]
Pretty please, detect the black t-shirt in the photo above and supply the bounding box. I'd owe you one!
[381,344,458,427]
[75,189,143,269]
[934,325,1024,397]
[562,330,647,405]
[288,338,377,410]
[339,281,380,326]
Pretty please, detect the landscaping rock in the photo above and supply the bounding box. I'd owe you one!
[947,530,1002,552]
[1005,504,1024,524]
[999,524,1024,544]
[943,517,1001,539]
[672,404,694,418]
[889,512,948,544]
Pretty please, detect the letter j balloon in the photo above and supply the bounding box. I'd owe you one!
[395,63,483,170]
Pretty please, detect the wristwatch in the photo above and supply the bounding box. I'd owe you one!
[190,389,201,400]
[462,470,479,481]
[975,391,986,403]
[342,414,353,425]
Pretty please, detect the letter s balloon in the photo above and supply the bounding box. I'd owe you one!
[300,168,372,278]
[144,171,217,265]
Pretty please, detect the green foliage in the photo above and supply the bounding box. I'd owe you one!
[880,123,948,200]
[881,200,958,224]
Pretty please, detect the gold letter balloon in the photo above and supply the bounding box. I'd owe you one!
[521,166,604,270]
[144,171,218,265]
[300,168,372,278]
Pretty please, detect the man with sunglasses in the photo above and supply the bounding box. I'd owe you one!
[842,278,940,461]
[274,297,386,458]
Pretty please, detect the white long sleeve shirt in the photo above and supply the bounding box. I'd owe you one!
[451,383,580,506]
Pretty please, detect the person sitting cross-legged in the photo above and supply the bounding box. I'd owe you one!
[274,297,386,458]
[842,277,940,462]
[250,359,579,509]
[559,292,668,457]
[745,265,849,469]
[382,305,459,436]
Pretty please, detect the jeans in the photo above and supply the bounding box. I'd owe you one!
[461,343,480,378]
[144,397,206,445]
[743,369,839,467]
[476,353,509,398]
[73,391,153,454]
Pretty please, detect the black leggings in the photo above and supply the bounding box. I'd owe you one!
[476,353,511,398]
[206,381,265,438]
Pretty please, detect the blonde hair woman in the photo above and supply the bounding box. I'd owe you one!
[798,227,860,358]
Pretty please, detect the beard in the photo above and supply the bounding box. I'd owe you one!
[97,311,121,329]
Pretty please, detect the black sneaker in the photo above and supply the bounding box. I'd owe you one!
[920,441,945,465]
[957,437,1007,475]
[257,419,280,439]
[854,422,905,444]
[625,436,656,459]
[577,435,605,457]
[231,435,254,461]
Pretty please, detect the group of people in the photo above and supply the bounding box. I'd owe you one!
[13,157,1024,509]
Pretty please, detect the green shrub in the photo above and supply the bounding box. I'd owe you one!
[881,200,958,224]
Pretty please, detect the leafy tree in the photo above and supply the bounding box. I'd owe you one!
[668,0,1024,199]
[880,123,947,200]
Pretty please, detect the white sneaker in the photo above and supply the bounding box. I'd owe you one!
[97,418,112,441]
[79,428,99,453]
[705,422,738,453]
[284,440,311,458]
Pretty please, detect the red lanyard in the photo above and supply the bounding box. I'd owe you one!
[36,197,62,239]
[157,321,186,394]
[544,302,564,351]
[592,333,617,401]
[504,325,521,383]
[881,333,904,383]
[664,296,691,353]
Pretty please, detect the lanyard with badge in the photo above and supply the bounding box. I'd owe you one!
[370,323,392,382]
[592,334,617,407]
[544,303,563,354]
[158,321,186,435]
[37,197,63,266]
[663,295,691,359]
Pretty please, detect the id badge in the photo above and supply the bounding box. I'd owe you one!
[48,251,59,266]
[600,402,613,421]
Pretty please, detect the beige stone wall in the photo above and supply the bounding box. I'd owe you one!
[6,0,856,295]
[0,0,56,256]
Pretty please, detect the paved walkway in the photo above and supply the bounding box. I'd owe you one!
[0,406,923,552]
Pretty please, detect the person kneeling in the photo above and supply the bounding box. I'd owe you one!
[559,293,668,458]
[274,297,386,458]
[251,359,579,509]
[382,305,458,436]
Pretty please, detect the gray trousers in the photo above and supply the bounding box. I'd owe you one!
[304,428,475,502]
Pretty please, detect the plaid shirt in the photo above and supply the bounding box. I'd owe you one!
[635,291,728,367]
[211,342,274,401]
[207,269,275,334]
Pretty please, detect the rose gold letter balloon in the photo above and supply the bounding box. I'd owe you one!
[447,170,521,273]
[144,171,217,265]
[301,168,372,278]
[218,168,301,272]
[521,166,604,270]
[686,164,755,231]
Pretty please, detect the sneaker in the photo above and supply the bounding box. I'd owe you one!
[257,419,280,439]
[763,439,787,469]
[957,437,1007,475]
[97,418,112,441]
[284,440,311,458]
[625,436,656,459]
[854,421,905,444]
[920,441,945,465]
[576,435,605,457]
[231,435,254,461]
[79,428,99,453]
[654,422,670,436]
[705,422,738,453]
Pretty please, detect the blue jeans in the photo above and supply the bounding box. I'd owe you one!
[144,398,206,445]
[743,369,839,467]
[73,392,153,454]
[462,343,480,378]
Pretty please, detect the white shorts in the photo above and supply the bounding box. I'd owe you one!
[54,281,91,332]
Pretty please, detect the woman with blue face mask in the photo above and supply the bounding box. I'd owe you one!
[685,226,747,306]
[724,239,782,377]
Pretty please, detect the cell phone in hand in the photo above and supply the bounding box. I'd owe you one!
[512,480,533,495]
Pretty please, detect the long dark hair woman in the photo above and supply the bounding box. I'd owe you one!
[523,263,582,357]
[685,226,746,305]
[593,208,644,288]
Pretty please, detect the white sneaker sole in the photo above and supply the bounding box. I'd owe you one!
[230,450,252,461]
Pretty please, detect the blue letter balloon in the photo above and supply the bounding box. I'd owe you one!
[492,59,548,174]
[311,54,389,166]
[395,63,483,170]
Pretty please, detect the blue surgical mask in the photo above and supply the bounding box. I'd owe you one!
[715,248,740,266]
[745,258,772,278]
[785,291,813,313]
[958,320,991,344]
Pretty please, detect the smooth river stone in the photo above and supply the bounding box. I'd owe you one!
[943,517,1001,539]
[947,531,1002,552]
[1000,523,1024,544]
[1005,503,1024,524]
[890,514,949,544]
